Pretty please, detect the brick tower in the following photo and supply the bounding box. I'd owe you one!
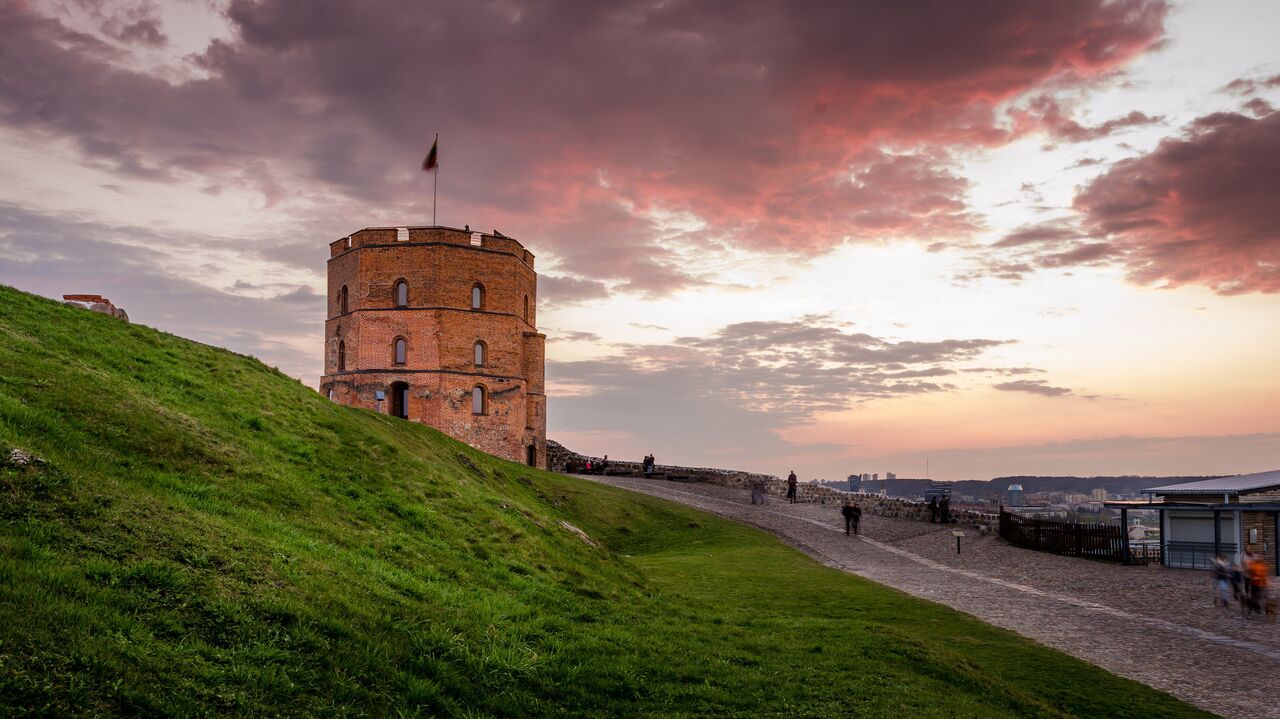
[320,226,546,468]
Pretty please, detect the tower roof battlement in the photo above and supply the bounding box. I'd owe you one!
[329,225,534,268]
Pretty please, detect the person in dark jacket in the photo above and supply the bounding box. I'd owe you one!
[928,497,939,523]
[786,471,798,503]
[939,496,951,524]
[841,500,856,535]
[842,501,863,535]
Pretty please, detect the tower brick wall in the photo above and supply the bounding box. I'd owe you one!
[320,225,547,468]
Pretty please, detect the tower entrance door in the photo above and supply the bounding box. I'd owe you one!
[389,381,409,419]
[527,444,537,467]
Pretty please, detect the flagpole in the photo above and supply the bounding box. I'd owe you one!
[432,132,438,226]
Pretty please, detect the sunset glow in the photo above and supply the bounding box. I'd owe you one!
[2,0,1277,480]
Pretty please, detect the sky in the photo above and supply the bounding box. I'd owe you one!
[1,0,1278,481]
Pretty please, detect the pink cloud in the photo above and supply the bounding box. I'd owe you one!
[0,0,1169,292]
[1075,109,1280,294]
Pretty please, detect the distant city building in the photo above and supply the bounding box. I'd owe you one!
[847,474,863,492]
[872,473,878,481]
[885,472,896,480]
[1091,488,1108,501]
[1007,483,1024,506]
[923,481,952,503]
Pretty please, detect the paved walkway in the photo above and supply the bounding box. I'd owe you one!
[580,475,1280,719]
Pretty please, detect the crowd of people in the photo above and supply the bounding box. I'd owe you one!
[567,453,664,477]
[1212,551,1274,619]
[566,454,610,475]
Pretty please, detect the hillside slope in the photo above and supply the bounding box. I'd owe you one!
[0,286,1207,718]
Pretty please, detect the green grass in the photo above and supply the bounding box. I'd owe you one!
[0,285,1207,718]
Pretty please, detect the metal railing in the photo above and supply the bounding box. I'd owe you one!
[999,510,1130,562]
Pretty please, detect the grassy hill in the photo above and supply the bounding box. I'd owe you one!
[0,286,1208,718]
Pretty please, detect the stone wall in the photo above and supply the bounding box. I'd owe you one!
[549,440,999,530]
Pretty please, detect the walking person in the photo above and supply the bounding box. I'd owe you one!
[939,496,952,524]
[1246,550,1269,618]
[851,502,862,535]
[751,478,766,505]
[786,471,798,504]
[841,500,857,535]
[1212,555,1232,607]
[928,496,939,524]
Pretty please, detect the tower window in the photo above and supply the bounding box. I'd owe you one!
[337,341,346,371]
[394,280,408,307]
[339,285,349,314]
[394,337,407,365]
[471,283,484,310]
[474,341,486,366]
[523,295,529,322]
[472,385,486,415]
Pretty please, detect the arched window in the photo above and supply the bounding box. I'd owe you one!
[523,295,529,322]
[339,285,349,314]
[337,341,346,371]
[472,385,486,415]
[393,337,407,365]
[394,280,408,307]
[474,341,486,366]
[471,283,484,310]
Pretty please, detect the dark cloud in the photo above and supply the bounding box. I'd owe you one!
[964,217,1125,283]
[554,318,1009,425]
[1074,109,1280,294]
[1243,98,1274,117]
[550,316,1018,468]
[547,330,601,343]
[537,274,610,304]
[0,0,1169,290]
[1221,74,1280,96]
[114,18,167,47]
[993,379,1073,397]
[995,222,1083,248]
[1013,95,1163,144]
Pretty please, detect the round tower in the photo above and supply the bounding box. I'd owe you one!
[320,226,546,468]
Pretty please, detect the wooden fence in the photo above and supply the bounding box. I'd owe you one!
[999,510,1135,563]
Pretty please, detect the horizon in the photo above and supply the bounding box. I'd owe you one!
[1,0,1277,481]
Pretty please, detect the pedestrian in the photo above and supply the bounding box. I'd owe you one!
[786,471,798,503]
[1231,553,1245,603]
[585,459,592,474]
[751,478,766,505]
[841,500,856,535]
[600,454,609,474]
[928,497,939,523]
[939,496,952,524]
[1246,550,1269,618]
[1212,555,1232,607]
[851,502,862,535]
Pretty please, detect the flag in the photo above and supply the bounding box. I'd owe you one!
[422,136,438,172]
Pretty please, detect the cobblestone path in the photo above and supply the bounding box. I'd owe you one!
[582,475,1280,719]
